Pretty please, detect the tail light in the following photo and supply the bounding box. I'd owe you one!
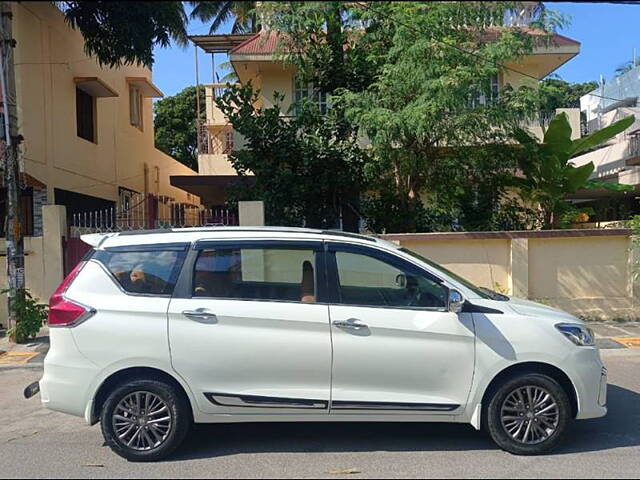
[48,262,95,327]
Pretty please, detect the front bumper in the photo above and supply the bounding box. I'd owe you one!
[568,348,607,420]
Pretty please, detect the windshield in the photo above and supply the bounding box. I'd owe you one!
[399,247,508,301]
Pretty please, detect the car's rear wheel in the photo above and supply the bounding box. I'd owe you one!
[100,379,190,462]
[486,373,571,455]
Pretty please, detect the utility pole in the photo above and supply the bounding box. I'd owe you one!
[0,1,24,335]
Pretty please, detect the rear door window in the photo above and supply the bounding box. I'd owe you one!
[93,245,187,295]
[193,246,319,302]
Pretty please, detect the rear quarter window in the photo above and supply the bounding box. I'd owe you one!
[93,246,187,295]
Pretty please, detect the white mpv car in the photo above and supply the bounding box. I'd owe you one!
[31,227,607,461]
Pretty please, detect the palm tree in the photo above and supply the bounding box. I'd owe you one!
[189,1,258,34]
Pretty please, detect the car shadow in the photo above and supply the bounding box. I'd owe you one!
[169,383,640,461]
[556,384,640,455]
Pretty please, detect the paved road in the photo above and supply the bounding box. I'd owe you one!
[1,349,639,479]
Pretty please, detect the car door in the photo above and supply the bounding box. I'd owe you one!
[167,239,332,415]
[326,243,475,415]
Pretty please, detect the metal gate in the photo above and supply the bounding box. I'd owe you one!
[64,193,238,273]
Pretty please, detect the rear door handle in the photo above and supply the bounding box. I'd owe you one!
[332,318,368,330]
[182,308,218,323]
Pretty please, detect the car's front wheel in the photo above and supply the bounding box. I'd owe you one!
[100,379,191,462]
[486,373,572,455]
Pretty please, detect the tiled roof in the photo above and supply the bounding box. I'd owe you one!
[481,27,580,47]
[229,27,579,57]
[230,31,282,55]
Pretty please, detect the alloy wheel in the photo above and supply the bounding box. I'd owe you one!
[500,385,559,445]
[112,391,173,451]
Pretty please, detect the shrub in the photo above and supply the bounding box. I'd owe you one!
[2,289,48,344]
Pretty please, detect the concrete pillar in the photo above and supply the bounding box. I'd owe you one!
[238,201,265,226]
[42,205,67,297]
[556,108,581,140]
[510,237,529,298]
[629,236,639,303]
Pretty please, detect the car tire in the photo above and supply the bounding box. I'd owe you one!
[486,373,571,455]
[100,379,191,462]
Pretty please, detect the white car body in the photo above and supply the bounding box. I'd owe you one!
[39,227,607,433]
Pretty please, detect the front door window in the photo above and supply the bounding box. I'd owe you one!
[334,250,448,309]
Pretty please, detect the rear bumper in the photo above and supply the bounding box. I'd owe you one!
[40,329,99,419]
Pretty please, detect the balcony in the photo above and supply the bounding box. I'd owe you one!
[197,122,234,155]
[518,108,581,141]
[204,83,238,126]
[197,123,246,176]
[626,135,640,162]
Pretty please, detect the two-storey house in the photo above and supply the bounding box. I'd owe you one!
[171,7,581,209]
[1,2,201,237]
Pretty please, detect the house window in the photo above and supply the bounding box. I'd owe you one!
[293,77,328,115]
[469,74,500,108]
[129,85,143,129]
[224,130,234,153]
[76,87,96,142]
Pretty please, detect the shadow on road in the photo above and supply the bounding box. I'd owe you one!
[558,384,640,455]
[171,384,640,461]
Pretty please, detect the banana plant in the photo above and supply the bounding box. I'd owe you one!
[511,112,635,229]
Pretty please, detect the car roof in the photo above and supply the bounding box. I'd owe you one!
[82,226,400,251]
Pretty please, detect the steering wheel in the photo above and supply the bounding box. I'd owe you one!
[406,277,423,307]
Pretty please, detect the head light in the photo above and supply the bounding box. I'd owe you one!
[555,323,595,347]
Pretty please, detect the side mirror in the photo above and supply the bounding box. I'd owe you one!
[395,273,407,288]
[448,289,464,313]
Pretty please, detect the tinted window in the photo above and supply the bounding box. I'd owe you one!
[334,251,447,309]
[94,248,186,295]
[193,247,317,302]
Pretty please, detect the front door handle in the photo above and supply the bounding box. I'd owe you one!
[182,308,217,323]
[332,318,368,330]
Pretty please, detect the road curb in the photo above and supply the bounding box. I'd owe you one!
[0,362,44,371]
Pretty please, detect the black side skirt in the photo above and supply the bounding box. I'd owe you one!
[204,393,459,412]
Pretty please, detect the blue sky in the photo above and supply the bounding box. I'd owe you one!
[152,2,640,97]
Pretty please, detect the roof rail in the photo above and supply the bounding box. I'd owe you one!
[117,226,377,242]
[319,230,376,242]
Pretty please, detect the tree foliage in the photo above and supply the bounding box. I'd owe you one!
[336,1,557,232]
[538,77,598,113]
[260,1,390,94]
[188,1,258,34]
[60,1,259,68]
[216,84,367,228]
[511,113,635,229]
[154,86,205,171]
[60,1,188,67]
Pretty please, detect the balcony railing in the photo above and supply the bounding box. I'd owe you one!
[625,135,640,161]
[518,111,556,130]
[197,122,234,155]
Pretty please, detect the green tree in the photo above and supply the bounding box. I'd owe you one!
[60,1,188,67]
[256,1,394,230]
[154,86,205,171]
[260,1,389,94]
[538,77,598,113]
[189,1,258,33]
[338,1,560,232]
[511,112,635,229]
[216,83,367,228]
